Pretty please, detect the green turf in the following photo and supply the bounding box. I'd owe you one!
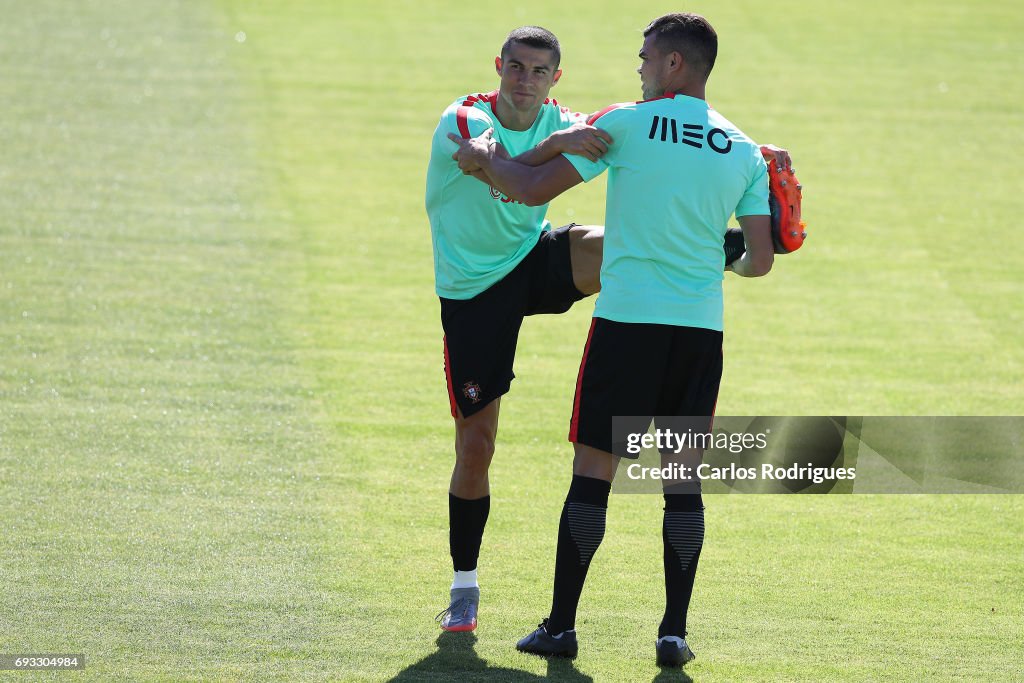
[1,0,1022,680]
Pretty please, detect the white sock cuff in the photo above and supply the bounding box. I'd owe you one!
[451,569,478,589]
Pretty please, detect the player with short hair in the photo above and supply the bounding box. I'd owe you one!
[426,25,614,633]
[450,12,775,665]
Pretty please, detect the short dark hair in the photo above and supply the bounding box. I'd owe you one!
[501,26,561,68]
[643,13,717,80]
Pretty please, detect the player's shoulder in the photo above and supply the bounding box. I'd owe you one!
[704,107,754,141]
[443,91,499,118]
[537,97,587,124]
[586,100,640,126]
[586,92,690,125]
[706,108,762,158]
[438,91,498,138]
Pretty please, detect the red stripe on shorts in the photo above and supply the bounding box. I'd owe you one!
[443,336,458,418]
[568,318,598,442]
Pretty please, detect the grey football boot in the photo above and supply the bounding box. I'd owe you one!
[435,586,479,632]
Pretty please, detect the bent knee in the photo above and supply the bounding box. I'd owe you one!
[456,429,496,469]
[569,225,604,295]
[569,224,603,247]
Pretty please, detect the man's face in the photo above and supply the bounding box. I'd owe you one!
[637,33,669,100]
[495,42,561,114]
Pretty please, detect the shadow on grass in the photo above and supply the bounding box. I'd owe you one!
[652,666,695,683]
[387,631,593,682]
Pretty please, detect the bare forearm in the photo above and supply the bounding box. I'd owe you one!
[729,214,774,277]
[513,135,563,167]
[479,155,545,205]
[449,130,584,205]
[514,123,613,167]
[728,251,773,277]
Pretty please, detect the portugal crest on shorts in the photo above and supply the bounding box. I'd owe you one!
[462,381,482,404]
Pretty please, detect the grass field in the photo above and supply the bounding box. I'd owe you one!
[1,0,1022,680]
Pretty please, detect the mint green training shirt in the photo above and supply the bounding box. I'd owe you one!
[564,94,769,331]
[426,91,586,299]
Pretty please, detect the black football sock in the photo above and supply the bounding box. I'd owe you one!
[547,474,611,635]
[449,493,490,572]
[658,492,705,638]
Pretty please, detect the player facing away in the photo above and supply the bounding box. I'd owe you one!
[425,26,614,632]
[449,13,775,665]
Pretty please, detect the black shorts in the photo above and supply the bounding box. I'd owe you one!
[569,317,723,454]
[441,225,586,418]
